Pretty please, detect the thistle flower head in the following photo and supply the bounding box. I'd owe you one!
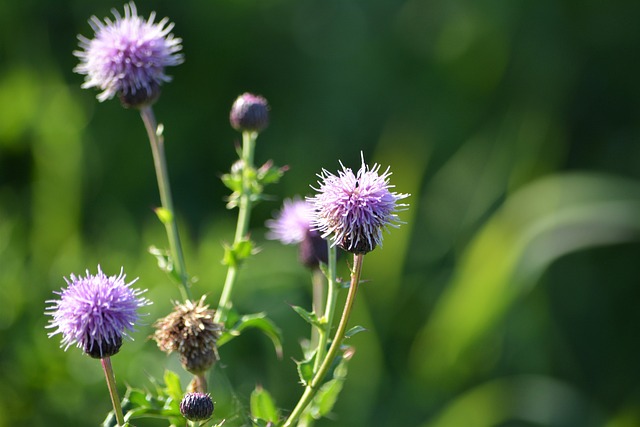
[153,296,223,374]
[266,198,315,245]
[308,153,409,254]
[266,198,330,268]
[180,392,214,421]
[74,2,184,107]
[230,93,270,132]
[45,266,151,358]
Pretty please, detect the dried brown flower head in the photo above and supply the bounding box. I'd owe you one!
[152,296,223,374]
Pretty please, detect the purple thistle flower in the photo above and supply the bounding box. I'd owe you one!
[74,2,184,107]
[267,198,329,268]
[266,198,315,245]
[308,153,409,254]
[45,266,151,358]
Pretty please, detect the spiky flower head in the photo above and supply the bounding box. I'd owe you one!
[153,296,223,374]
[45,266,151,359]
[180,392,214,421]
[266,197,329,267]
[74,2,184,108]
[308,153,409,254]
[230,93,270,132]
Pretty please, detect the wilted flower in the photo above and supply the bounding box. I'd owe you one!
[266,198,329,268]
[45,266,151,359]
[308,153,409,254]
[230,93,270,132]
[74,2,184,107]
[180,392,214,421]
[153,296,223,374]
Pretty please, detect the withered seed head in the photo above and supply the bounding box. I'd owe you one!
[152,296,223,374]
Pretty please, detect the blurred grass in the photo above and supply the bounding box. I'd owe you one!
[1,0,640,426]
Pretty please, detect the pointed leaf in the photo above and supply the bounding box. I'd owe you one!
[163,370,183,403]
[217,312,283,358]
[154,207,173,225]
[296,354,315,385]
[345,325,366,338]
[250,385,280,423]
[291,305,321,328]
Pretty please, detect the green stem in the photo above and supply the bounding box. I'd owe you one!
[101,356,125,426]
[215,131,257,323]
[140,106,191,301]
[313,245,337,372]
[284,252,364,427]
[310,268,325,349]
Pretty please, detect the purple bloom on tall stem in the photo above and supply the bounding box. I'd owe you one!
[45,266,151,358]
[267,198,330,267]
[266,198,315,245]
[74,2,184,107]
[308,153,409,254]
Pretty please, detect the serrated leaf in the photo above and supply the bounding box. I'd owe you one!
[296,354,315,385]
[291,305,321,328]
[217,312,283,358]
[163,370,183,403]
[250,385,280,423]
[345,325,367,338]
[154,207,173,224]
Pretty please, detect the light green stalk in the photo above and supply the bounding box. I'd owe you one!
[140,106,191,301]
[283,252,364,427]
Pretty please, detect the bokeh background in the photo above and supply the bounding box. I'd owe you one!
[2,0,640,426]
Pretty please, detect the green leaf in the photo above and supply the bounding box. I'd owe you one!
[217,312,283,358]
[222,239,255,268]
[345,325,367,338]
[154,207,173,224]
[291,305,322,328]
[250,385,280,423]
[163,370,183,403]
[221,172,243,193]
[296,353,315,386]
[314,379,343,418]
[411,173,640,391]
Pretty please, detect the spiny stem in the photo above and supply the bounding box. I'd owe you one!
[284,252,364,427]
[101,356,125,426]
[215,130,257,323]
[140,106,191,301]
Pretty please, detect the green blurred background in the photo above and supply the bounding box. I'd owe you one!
[2,0,640,426]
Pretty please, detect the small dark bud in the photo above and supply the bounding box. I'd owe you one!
[119,84,161,109]
[180,392,214,421]
[84,335,123,359]
[229,93,269,132]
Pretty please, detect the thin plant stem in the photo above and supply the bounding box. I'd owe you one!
[140,106,191,301]
[310,268,325,349]
[215,130,257,323]
[284,252,364,427]
[313,245,337,372]
[101,356,125,426]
